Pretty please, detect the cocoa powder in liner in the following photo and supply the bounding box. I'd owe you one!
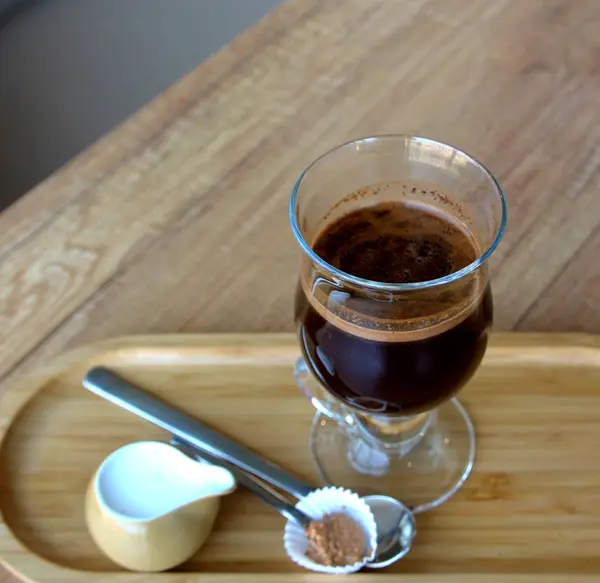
[305,513,367,567]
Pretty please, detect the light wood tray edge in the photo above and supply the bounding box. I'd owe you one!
[1,332,600,583]
[0,334,298,436]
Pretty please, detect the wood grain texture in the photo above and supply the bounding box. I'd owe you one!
[1,333,600,582]
[1,0,600,580]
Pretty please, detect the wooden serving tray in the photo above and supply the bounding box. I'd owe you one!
[1,333,599,582]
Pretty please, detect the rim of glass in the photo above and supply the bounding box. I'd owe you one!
[289,134,507,291]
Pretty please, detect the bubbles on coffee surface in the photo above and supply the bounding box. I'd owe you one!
[313,201,472,285]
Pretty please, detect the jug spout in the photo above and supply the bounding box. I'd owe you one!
[95,441,236,522]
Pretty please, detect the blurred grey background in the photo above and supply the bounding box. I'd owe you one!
[0,0,281,210]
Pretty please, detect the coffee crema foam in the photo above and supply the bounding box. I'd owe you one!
[301,185,487,343]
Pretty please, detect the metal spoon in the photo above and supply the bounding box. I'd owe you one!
[84,366,417,568]
[172,435,415,567]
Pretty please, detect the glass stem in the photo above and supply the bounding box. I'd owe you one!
[354,410,434,451]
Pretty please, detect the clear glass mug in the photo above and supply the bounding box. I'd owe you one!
[290,135,506,513]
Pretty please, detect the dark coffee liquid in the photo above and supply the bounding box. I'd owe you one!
[295,200,493,415]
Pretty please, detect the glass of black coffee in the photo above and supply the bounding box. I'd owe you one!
[290,135,506,513]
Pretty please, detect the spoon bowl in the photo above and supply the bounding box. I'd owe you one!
[363,495,416,568]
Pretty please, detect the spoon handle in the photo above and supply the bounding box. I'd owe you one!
[171,437,311,528]
[83,367,314,499]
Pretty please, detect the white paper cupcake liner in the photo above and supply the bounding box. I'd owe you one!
[283,487,378,574]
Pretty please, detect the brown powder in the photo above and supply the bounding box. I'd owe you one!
[305,513,367,567]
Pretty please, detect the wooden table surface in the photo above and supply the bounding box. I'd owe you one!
[1,0,600,580]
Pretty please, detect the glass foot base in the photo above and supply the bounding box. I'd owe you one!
[310,398,475,514]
